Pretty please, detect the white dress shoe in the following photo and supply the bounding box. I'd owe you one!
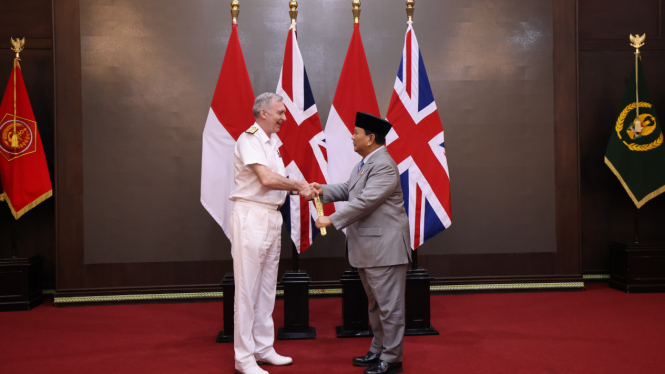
[256,352,293,366]
[235,364,268,374]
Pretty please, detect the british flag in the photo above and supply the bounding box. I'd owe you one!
[276,25,334,252]
[386,22,452,250]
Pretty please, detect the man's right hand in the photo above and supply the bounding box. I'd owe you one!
[297,181,318,200]
[309,182,323,197]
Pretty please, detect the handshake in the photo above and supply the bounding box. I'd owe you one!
[296,182,323,201]
[294,181,332,230]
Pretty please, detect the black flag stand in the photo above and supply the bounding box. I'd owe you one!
[11,217,18,258]
[404,248,439,336]
[336,243,373,338]
[633,207,640,244]
[215,273,235,343]
[277,243,316,340]
[0,216,44,312]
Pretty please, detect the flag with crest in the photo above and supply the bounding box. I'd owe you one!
[605,35,665,208]
[0,39,52,219]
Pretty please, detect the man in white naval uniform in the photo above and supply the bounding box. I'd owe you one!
[229,92,316,374]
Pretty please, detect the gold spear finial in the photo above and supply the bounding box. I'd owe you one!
[352,0,361,24]
[630,34,646,130]
[231,0,239,24]
[630,33,645,54]
[406,0,415,22]
[289,1,298,32]
[10,37,25,58]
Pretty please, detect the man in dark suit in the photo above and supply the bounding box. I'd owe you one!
[313,112,410,374]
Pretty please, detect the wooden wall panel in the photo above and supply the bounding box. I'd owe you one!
[579,0,661,41]
[51,0,581,294]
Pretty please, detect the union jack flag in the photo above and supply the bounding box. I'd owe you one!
[386,22,452,249]
[276,25,334,252]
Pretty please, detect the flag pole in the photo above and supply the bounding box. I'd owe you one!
[216,1,242,344]
[8,38,25,257]
[277,0,316,340]
[10,38,24,149]
[349,0,360,272]
[630,34,645,243]
[289,0,301,273]
[335,0,372,339]
[11,218,18,258]
[406,0,419,270]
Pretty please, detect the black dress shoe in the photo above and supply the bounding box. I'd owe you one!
[353,351,380,367]
[363,360,403,374]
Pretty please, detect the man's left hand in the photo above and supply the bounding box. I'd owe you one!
[315,216,332,229]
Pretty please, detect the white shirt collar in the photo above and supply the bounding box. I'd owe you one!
[254,123,272,144]
[362,146,384,164]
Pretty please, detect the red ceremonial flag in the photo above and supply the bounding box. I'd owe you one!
[200,21,256,239]
[0,55,52,219]
[324,23,381,212]
[275,25,334,252]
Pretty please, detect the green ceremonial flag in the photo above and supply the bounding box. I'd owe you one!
[605,55,665,208]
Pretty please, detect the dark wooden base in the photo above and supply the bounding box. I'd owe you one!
[405,326,439,336]
[405,268,439,336]
[277,270,316,340]
[277,326,316,340]
[215,273,235,343]
[216,330,233,343]
[336,269,372,339]
[335,325,374,338]
[0,256,44,312]
[609,242,665,293]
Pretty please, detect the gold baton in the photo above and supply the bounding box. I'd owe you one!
[314,196,326,236]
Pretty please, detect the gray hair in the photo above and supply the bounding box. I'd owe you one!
[253,92,283,118]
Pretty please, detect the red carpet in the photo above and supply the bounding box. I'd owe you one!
[1,283,665,373]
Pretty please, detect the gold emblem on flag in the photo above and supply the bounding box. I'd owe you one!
[0,114,37,161]
[615,102,663,151]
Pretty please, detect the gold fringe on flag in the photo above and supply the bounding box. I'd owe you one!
[605,156,665,208]
[1,190,52,219]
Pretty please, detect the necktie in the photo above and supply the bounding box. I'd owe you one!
[358,160,365,174]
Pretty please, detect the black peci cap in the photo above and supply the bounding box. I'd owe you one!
[355,112,392,138]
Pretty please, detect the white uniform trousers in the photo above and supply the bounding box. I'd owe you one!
[230,200,283,371]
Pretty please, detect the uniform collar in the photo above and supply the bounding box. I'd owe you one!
[254,123,272,144]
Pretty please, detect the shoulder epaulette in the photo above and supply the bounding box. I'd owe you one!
[245,126,258,134]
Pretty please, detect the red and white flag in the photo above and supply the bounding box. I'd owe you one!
[386,21,452,249]
[201,22,255,239]
[325,23,381,213]
[276,25,334,252]
[0,55,52,219]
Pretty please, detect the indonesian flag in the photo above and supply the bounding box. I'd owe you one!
[325,23,381,214]
[385,21,452,249]
[0,57,52,219]
[276,25,334,252]
[201,23,255,239]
